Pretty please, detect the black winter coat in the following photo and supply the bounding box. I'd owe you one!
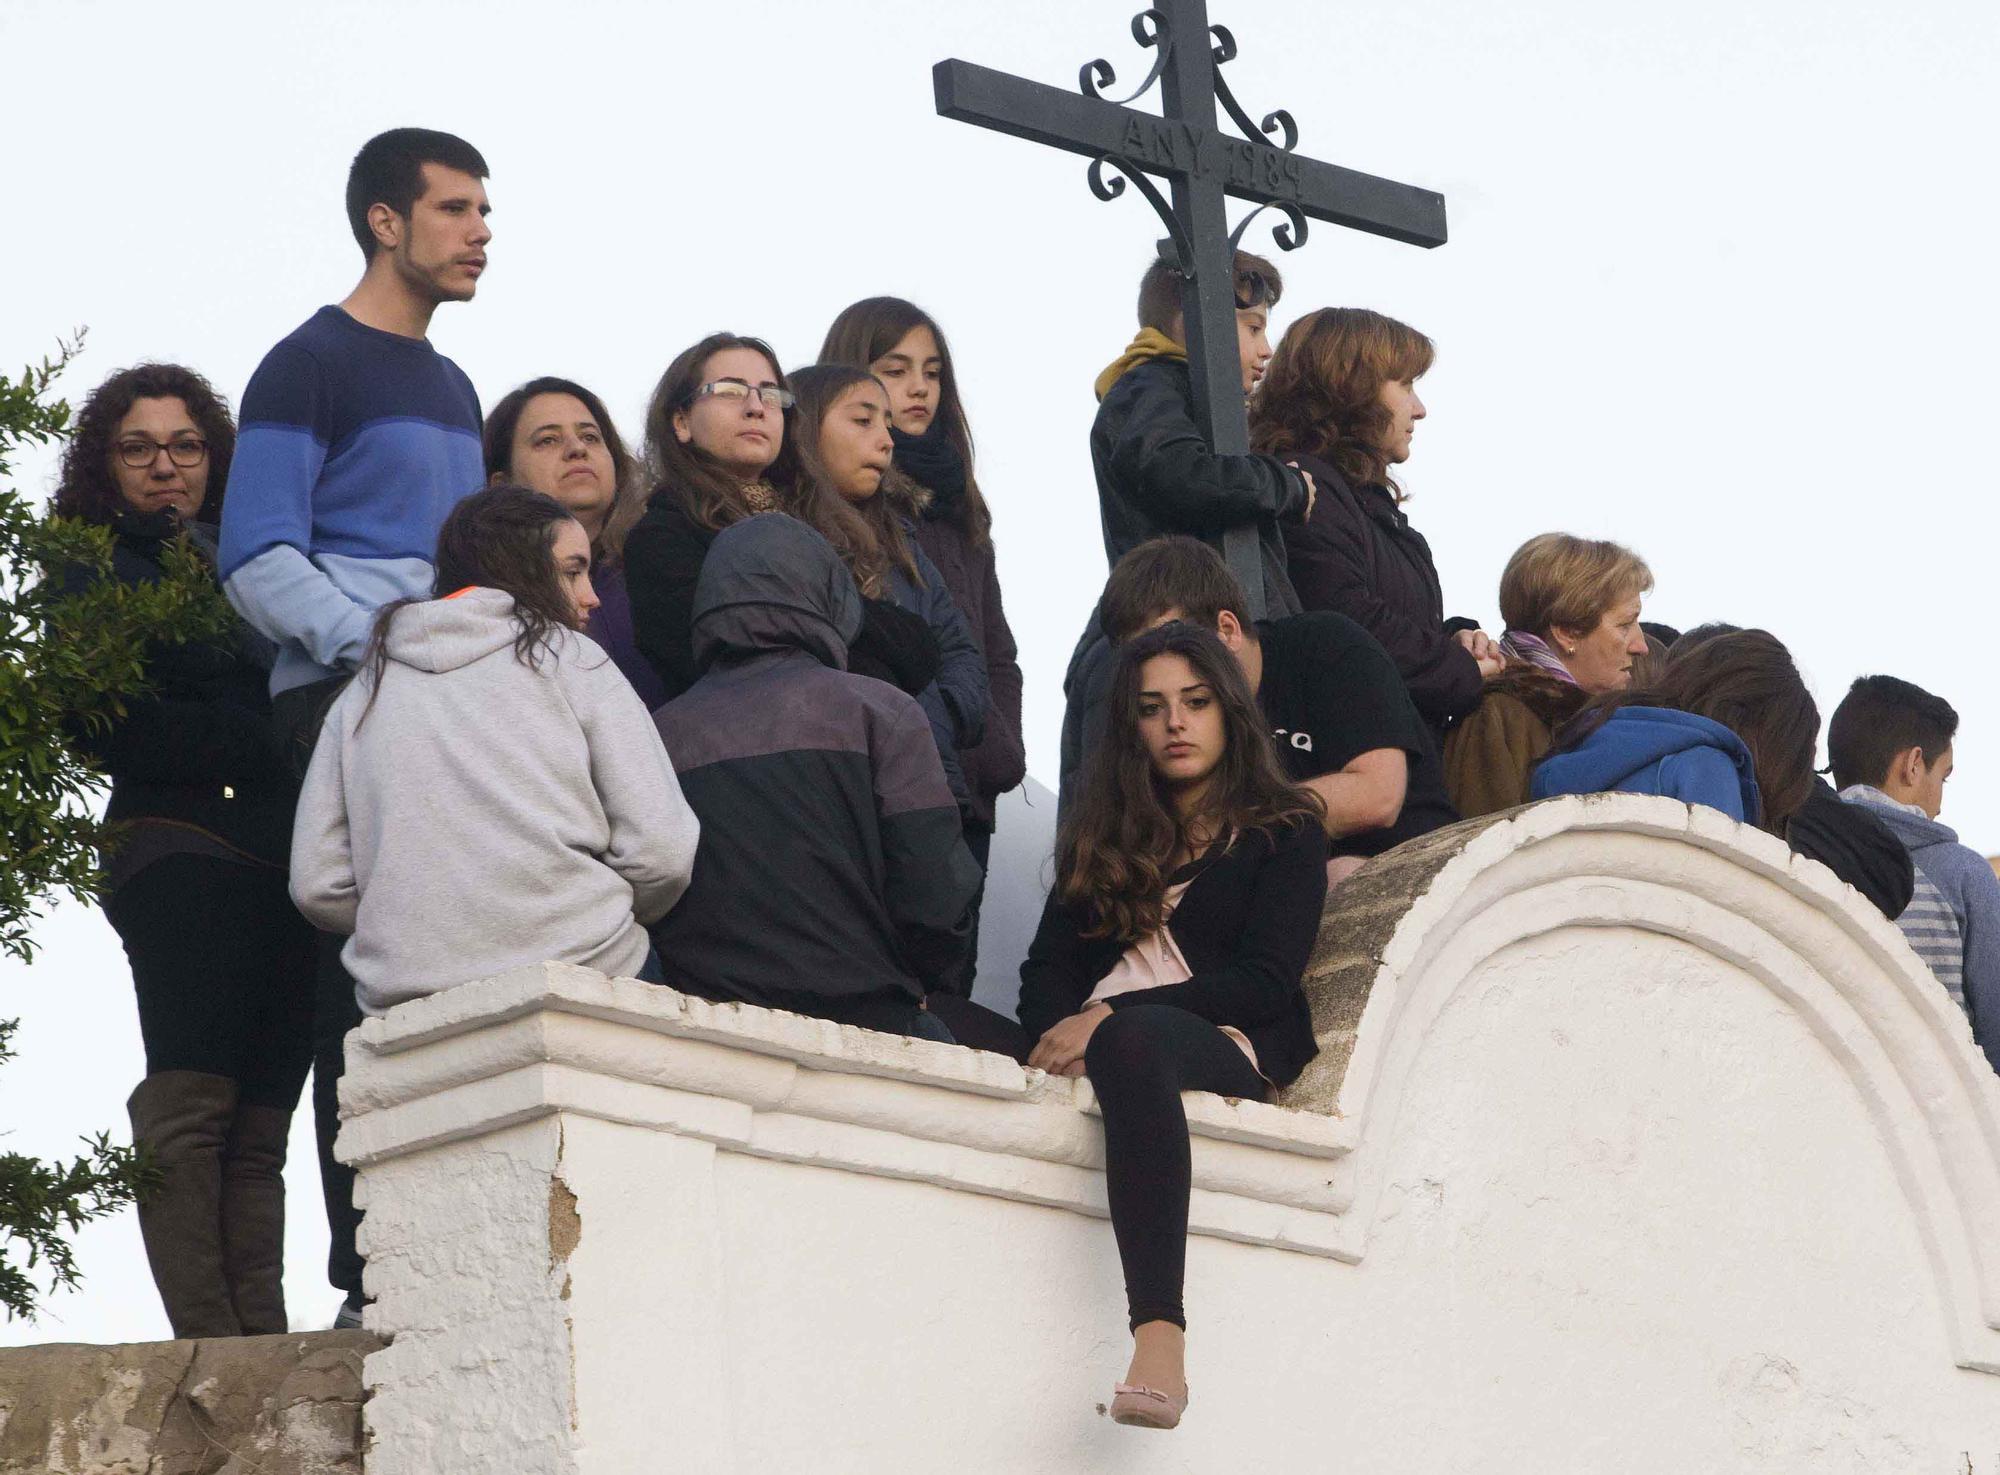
[59,510,294,875]
[625,493,942,705]
[1018,818,1329,1088]
[912,512,1024,831]
[886,531,988,815]
[651,515,980,1007]
[1283,454,1482,734]
[1091,359,1308,618]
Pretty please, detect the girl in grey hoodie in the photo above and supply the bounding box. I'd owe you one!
[292,486,699,1017]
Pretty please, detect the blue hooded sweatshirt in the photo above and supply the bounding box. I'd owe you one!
[1531,706,1761,822]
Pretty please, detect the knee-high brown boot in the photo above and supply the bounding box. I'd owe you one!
[127,1072,242,1338]
[219,1103,293,1334]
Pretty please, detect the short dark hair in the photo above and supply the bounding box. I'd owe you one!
[346,128,489,259]
[55,363,236,527]
[1136,249,1282,338]
[1828,675,1960,791]
[1099,536,1249,643]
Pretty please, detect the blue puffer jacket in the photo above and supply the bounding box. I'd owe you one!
[888,529,988,815]
[1531,706,1761,823]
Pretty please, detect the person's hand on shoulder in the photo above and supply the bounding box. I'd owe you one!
[1455,627,1507,679]
[1286,463,1317,522]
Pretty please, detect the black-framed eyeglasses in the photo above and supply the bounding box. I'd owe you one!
[689,379,795,411]
[115,436,208,469]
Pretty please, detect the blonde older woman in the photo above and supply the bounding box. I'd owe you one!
[1444,533,1652,818]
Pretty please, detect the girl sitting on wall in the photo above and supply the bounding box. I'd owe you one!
[292,486,699,1014]
[1019,622,1329,1429]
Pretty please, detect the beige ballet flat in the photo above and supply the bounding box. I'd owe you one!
[1108,1381,1188,1429]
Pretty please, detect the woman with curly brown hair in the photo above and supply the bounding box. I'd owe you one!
[1019,622,1328,1429]
[1249,308,1500,740]
[53,363,313,1338]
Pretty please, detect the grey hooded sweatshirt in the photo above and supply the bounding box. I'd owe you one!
[292,587,699,1015]
[1841,784,2000,1074]
[650,514,980,1012]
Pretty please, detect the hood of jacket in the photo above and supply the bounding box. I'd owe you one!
[690,512,862,672]
[381,586,528,673]
[1541,705,1758,808]
[1840,784,1960,854]
[1093,326,1188,401]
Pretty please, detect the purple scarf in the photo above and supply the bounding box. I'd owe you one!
[1499,629,1579,686]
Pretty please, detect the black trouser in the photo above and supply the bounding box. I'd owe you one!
[1083,1004,1267,1332]
[311,930,365,1300]
[105,854,315,1107]
[273,673,366,1302]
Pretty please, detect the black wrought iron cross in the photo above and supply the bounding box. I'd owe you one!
[934,2,1447,617]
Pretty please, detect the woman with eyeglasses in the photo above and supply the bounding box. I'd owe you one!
[49,364,314,1338]
[626,333,943,705]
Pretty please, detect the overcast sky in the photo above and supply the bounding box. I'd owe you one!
[3,0,1995,1344]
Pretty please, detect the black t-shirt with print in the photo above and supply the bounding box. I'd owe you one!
[1255,613,1460,857]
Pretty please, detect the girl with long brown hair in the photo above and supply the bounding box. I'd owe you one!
[292,486,699,1016]
[818,300,1026,988]
[1249,307,1500,740]
[786,365,989,858]
[1019,622,1329,1429]
[623,332,944,705]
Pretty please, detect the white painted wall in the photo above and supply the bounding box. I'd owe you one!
[340,797,2000,1474]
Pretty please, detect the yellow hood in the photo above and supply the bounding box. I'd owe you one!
[1093,327,1187,401]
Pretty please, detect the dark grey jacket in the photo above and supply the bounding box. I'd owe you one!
[650,515,981,1008]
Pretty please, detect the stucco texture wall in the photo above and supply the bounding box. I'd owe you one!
[339,794,2000,1473]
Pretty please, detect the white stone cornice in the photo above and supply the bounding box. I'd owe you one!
[339,964,1360,1259]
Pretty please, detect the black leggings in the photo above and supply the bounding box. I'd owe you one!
[1083,1004,1267,1332]
[105,853,315,1109]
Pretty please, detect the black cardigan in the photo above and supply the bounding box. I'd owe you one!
[58,510,294,874]
[1017,818,1329,1087]
[625,492,942,705]
[1282,453,1482,734]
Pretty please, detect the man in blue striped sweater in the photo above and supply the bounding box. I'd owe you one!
[219,127,492,1326]
[1831,675,2000,1078]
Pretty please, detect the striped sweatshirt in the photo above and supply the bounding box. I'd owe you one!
[1842,784,2000,1075]
[219,306,483,694]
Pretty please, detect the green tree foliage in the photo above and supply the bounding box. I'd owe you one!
[0,335,225,1319]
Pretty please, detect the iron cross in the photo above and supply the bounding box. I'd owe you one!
[934,1,1447,617]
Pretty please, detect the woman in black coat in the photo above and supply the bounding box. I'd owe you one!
[626,332,943,706]
[1249,308,1502,741]
[1020,622,1327,1429]
[52,364,313,1338]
